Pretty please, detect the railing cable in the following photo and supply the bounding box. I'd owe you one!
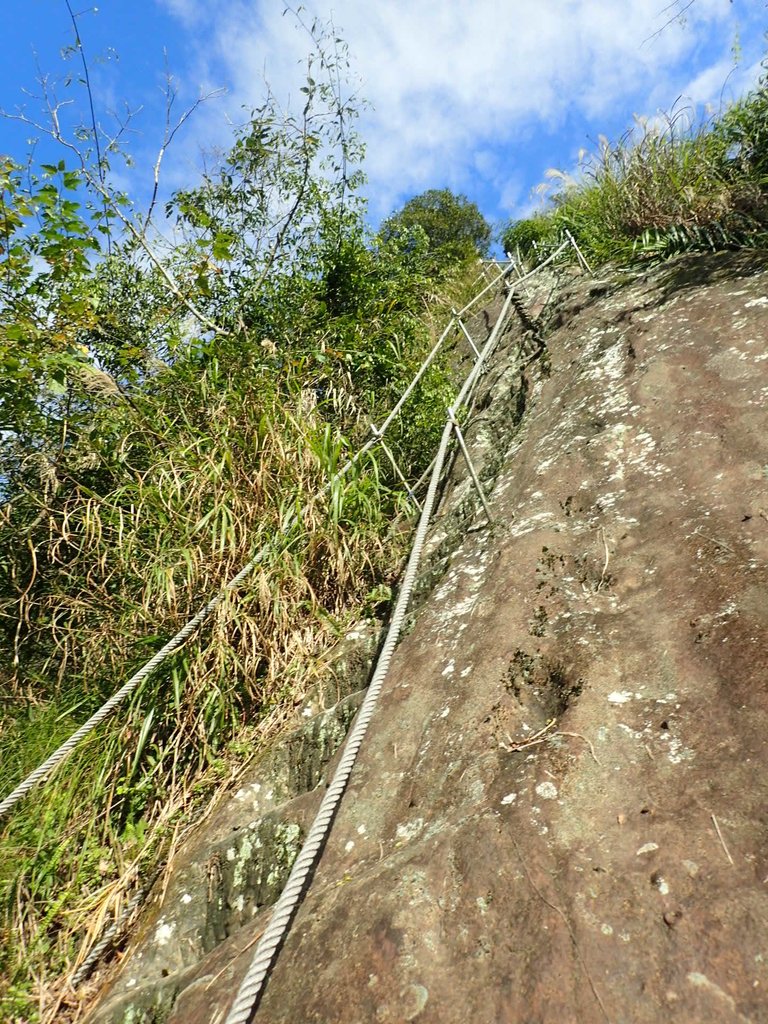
[222,280,519,1024]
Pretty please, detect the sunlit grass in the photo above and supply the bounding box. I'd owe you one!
[0,261,477,1022]
[503,69,768,267]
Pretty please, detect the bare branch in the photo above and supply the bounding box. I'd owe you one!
[245,72,315,296]
[63,1,103,181]
[98,102,144,160]
[1,107,228,336]
[145,59,225,234]
[643,0,697,46]
[63,0,112,254]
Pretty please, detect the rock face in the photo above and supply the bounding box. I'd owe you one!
[89,250,768,1024]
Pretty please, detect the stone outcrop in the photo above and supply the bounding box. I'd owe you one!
[88,249,768,1024]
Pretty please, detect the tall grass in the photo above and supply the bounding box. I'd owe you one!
[0,254,476,1022]
[503,62,768,267]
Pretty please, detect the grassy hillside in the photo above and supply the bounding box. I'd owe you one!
[0,25,485,1020]
[502,54,768,267]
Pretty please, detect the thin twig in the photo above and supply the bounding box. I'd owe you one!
[691,527,735,555]
[145,58,224,233]
[205,928,266,991]
[63,0,109,254]
[557,731,603,767]
[642,0,696,47]
[710,813,734,866]
[158,821,183,908]
[511,836,611,1022]
[597,527,611,590]
[500,718,556,752]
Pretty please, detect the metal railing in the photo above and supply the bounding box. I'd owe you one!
[1,234,591,1005]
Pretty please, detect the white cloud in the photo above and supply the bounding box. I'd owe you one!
[159,0,206,27]
[156,0,762,224]
[679,54,764,111]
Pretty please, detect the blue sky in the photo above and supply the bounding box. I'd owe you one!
[1,1,766,241]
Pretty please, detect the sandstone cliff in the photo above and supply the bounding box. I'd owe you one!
[88,249,768,1024]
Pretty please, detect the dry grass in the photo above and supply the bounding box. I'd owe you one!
[0,365,401,1020]
[0,258,480,1022]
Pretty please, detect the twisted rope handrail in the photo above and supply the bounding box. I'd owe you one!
[222,279,520,1024]
[1,234,581,843]
[0,274,484,819]
[2,238,578,821]
[67,234,584,993]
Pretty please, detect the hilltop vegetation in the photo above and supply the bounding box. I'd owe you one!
[381,188,492,270]
[502,52,768,266]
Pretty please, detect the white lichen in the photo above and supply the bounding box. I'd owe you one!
[535,781,558,800]
[636,842,659,856]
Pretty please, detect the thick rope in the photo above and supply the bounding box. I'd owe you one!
[2,245,566,1009]
[223,282,519,1024]
[3,265,526,1002]
[0,546,273,818]
[1,239,570,821]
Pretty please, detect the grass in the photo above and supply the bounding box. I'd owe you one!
[502,60,768,268]
[0,260,477,1023]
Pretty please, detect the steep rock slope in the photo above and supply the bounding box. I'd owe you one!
[91,250,768,1023]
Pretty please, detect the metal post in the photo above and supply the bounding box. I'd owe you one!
[447,409,493,524]
[565,229,594,276]
[452,309,481,359]
[511,253,533,298]
[514,246,525,274]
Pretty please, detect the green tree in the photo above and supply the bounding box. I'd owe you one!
[379,188,491,269]
[500,214,553,261]
[0,157,108,463]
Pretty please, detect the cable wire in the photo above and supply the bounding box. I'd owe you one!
[222,281,519,1024]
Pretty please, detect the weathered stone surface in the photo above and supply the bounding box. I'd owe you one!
[87,626,379,1024]
[89,250,768,1024]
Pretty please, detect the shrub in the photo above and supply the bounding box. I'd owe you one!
[500,214,552,261]
[380,188,492,270]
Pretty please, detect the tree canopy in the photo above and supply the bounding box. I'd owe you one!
[380,188,492,267]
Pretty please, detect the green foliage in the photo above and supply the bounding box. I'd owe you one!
[165,23,366,334]
[713,67,768,184]
[0,16,477,1020]
[502,55,768,268]
[499,214,552,261]
[380,188,492,271]
[0,158,101,443]
[0,244,460,1017]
